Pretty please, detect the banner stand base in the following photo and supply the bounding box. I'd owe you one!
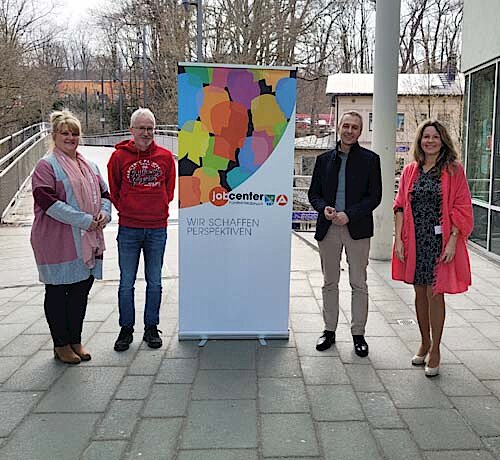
[179,331,290,342]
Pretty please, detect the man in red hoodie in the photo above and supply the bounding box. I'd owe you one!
[107,108,176,351]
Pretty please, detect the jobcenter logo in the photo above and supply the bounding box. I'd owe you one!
[209,186,288,207]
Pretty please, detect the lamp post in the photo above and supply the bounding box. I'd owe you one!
[182,0,203,62]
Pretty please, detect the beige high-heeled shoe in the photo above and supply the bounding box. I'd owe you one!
[411,354,427,366]
[54,345,81,364]
[424,365,439,377]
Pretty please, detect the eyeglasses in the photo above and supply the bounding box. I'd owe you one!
[132,126,155,133]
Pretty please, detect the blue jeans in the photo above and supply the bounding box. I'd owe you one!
[117,226,168,329]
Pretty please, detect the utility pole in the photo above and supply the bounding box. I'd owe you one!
[371,0,402,260]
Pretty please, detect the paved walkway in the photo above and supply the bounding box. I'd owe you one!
[1,182,500,459]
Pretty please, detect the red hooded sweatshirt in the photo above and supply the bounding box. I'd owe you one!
[107,139,176,228]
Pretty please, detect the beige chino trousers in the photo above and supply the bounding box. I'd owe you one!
[318,224,370,335]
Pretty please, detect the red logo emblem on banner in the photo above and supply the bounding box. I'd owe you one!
[276,194,288,206]
[209,186,229,206]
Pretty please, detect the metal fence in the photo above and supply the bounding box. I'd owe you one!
[0,135,51,220]
[0,123,50,161]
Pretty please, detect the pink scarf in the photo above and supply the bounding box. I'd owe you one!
[54,149,105,268]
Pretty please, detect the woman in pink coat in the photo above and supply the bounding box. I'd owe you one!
[392,119,473,377]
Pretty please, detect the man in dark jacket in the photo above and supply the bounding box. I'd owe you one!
[308,111,382,356]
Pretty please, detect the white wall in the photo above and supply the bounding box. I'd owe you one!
[462,0,500,72]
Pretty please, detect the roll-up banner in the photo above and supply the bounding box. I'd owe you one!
[177,63,297,340]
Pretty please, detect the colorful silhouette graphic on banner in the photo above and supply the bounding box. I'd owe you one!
[178,65,297,208]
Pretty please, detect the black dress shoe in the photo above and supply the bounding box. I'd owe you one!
[143,325,163,349]
[114,326,134,352]
[316,330,335,351]
[353,335,369,357]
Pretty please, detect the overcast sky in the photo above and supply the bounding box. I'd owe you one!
[56,0,103,26]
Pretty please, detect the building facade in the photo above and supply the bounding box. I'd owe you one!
[325,73,464,169]
[462,0,500,255]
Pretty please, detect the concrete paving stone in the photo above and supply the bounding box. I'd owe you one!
[115,375,153,399]
[181,400,257,449]
[368,285,401,301]
[0,333,50,356]
[22,316,50,334]
[0,304,44,324]
[0,301,25,317]
[345,364,385,392]
[358,392,405,428]
[290,279,314,297]
[142,383,190,417]
[446,294,481,310]
[0,392,41,437]
[434,365,492,396]
[81,440,127,460]
[484,381,500,399]
[307,385,364,421]
[394,288,417,304]
[442,309,471,327]
[265,335,295,348]
[156,357,198,383]
[289,296,320,314]
[318,421,383,460]
[0,356,27,383]
[257,348,302,378]
[11,288,43,303]
[466,288,499,306]
[400,408,483,450]
[192,369,256,399]
[472,322,500,342]
[451,396,500,436]
[97,312,122,333]
[291,270,308,279]
[424,451,496,460]
[294,332,340,357]
[482,437,500,459]
[372,299,414,322]
[165,340,199,361]
[94,400,143,440]
[89,284,121,304]
[367,336,417,369]
[126,417,183,459]
[258,377,309,413]
[199,341,256,370]
[290,313,324,332]
[484,305,500,317]
[81,333,140,366]
[177,450,258,460]
[378,369,452,408]
[84,303,115,322]
[300,356,350,385]
[128,348,165,375]
[335,340,374,364]
[373,429,423,460]
[261,413,319,457]
[365,311,398,336]
[0,413,100,460]
[405,341,461,365]
[391,322,425,342]
[458,310,499,323]
[312,286,322,300]
[456,351,500,379]
[0,286,25,300]
[0,324,28,349]
[2,350,66,390]
[35,366,126,412]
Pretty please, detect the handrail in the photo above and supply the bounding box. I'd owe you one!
[0,132,46,170]
[0,123,49,147]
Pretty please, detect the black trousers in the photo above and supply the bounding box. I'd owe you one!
[44,276,94,347]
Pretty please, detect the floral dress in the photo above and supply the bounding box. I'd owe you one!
[410,166,442,285]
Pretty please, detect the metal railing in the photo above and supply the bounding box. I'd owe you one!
[0,134,51,220]
[0,123,50,161]
[82,129,178,156]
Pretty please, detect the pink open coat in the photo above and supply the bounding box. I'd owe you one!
[392,161,473,294]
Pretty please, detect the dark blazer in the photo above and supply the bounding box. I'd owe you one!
[308,142,382,241]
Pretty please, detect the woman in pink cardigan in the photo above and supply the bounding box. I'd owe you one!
[392,119,473,377]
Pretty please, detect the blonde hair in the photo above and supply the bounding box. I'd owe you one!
[50,110,82,139]
[411,119,458,173]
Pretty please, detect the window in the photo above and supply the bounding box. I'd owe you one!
[396,113,405,131]
[466,64,496,203]
[470,204,488,248]
[301,157,316,176]
[491,66,500,206]
[369,112,404,131]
